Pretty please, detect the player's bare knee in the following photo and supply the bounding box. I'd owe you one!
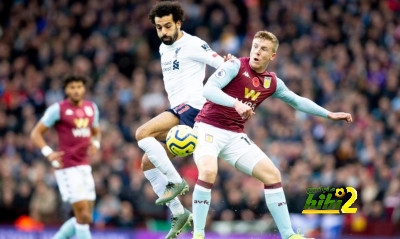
[255,165,281,185]
[266,166,281,183]
[141,154,156,171]
[76,211,92,224]
[135,125,150,141]
[199,168,217,183]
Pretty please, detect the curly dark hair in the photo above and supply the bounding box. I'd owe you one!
[148,1,184,25]
[62,76,87,90]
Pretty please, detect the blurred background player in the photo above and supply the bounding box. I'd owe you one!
[30,76,100,239]
[135,1,227,238]
[191,31,353,239]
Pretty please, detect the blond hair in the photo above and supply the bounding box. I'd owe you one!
[254,31,279,53]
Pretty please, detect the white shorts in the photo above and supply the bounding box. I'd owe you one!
[193,122,267,175]
[54,165,96,204]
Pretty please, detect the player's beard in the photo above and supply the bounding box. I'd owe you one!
[161,27,178,45]
[69,93,83,105]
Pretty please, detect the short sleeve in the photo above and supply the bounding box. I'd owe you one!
[40,103,60,128]
[92,103,100,128]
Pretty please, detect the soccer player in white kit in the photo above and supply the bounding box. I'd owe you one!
[191,31,353,239]
[135,2,226,238]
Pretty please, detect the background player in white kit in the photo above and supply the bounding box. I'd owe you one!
[135,1,228,238]
[191,31,353,239]
[31,76,100,239]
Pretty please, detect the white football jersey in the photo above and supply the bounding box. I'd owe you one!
[160,31,224,109]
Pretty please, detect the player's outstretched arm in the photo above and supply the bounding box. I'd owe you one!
[327,112,353,123]
[272,78,352,123]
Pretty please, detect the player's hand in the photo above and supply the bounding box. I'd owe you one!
[87,143,99,156]
[223,53,236,62]
[47,151,64,168]
[327,112,353,123]
[234,100,255,119]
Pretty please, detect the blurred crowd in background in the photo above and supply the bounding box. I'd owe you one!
[0,0,400,237]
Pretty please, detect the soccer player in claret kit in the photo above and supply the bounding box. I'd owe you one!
[135,1,232,238]
[31,76,100,239]
[191,31,353,239]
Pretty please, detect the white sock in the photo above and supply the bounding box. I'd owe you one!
[193,183,212,236]
[264,185,295,239]
[52,217,76,239]
[144,168,185,215]
[74,222,91,239]
[138,137,182,183]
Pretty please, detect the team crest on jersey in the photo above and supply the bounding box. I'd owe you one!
[242,71,250,78]
[215,69,226,78]
[201,44,211,52]
[65,109,73,116]
[264,76,272,88]
[252,77,260,87]
[205,134,213,143]
[84,106,93,117]
[175,47,181,57]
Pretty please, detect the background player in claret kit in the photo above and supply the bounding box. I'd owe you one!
[30,76,100,239]
[191,31,353,239]
[135,1,231,238]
